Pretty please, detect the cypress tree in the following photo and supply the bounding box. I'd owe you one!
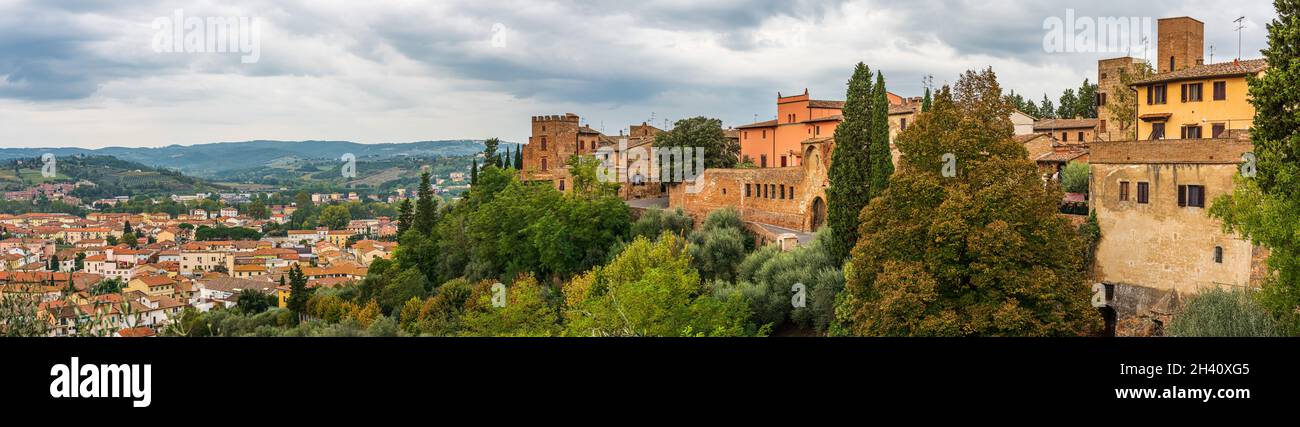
[514,146,523,169]
[826,62,875,262]
[470,159,478,185]
[123,220,133,235]
[922,87,932,112]
[868,71,894,198]
[396,198,413,236]
[286,267,309,322]
[414,171,436,235]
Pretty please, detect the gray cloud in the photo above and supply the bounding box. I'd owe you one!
[0,0,1281,147]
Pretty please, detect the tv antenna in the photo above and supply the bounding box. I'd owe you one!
[1209,43,1215,64]
[1235,16,1246,60]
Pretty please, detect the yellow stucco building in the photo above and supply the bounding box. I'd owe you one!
[1132,59,1266,141]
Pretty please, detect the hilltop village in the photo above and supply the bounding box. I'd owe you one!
[0,15,1280,337]
[520,17,1267,335]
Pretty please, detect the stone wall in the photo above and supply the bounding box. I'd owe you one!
[669,140,831,231]
[1089,139,1259,295]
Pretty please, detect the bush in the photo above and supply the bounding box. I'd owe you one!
[1167,288,1280,337]
[1061,161,1089,194]
[630,208,693,240]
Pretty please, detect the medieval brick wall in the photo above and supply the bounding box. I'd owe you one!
[669,140,832,231]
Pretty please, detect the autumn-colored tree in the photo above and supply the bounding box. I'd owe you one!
[833,68,1099,337]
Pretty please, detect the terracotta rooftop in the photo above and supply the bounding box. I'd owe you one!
[1034,118,1099,131]
[736,119,777,129]
[1132,58,1268,85]
[807,100,845,109]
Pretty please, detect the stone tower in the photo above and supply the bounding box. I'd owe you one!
[523,113,580,189]
[1157,17,1204,73]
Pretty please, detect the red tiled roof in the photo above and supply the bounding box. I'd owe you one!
[1132,58,1268,85]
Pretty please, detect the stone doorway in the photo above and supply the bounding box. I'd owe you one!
[810,197,826,231]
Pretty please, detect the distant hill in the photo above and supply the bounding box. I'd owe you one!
[0,155,226,198]
[0,140,510,178]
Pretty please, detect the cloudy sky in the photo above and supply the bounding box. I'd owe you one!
[0,0,1277,148]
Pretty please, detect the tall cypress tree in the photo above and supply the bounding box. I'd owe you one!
[826,62,876,262]
[123,220,133,235]
[414,171,436,235]
[514,146,523,169]
[396,198,413,236]
[922,87,932,112]
[470,159,478,185]
[868,71,894,198]
[286,267,309,322]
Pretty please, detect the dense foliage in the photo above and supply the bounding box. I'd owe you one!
[1208,1,1300,335]
[834,68,1099,337]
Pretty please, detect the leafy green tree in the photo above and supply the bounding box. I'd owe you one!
[194,226,261,241]
[654,116,738,168]
[630,208,694,240]
[120,232,138,249]
[1208,1,1300,334]
[291,191,315,228]
[246,198,269,219]
[483,137,501,160]
[237,290,277,314]
[48,255,59,272]
[1061,161,1089,194]
[567,154,619,197]
[834,68,1098,337]
[91,278,124,295]
[1056,88,1078,118]
[379,267,429,314]
[687,208,751,283]
[460,274,559,336]
[715,228,843,333]
[563,234,761,337]
[319,205,352,230]
[1038,94,1056,119]
[1104,63,1154,140]
[1073,79,1098,119]
[1167,288,1279,337]
[827,62,876,262]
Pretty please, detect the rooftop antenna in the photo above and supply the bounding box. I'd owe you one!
[1235,16,1246,60]
[1209,43,1215,64]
